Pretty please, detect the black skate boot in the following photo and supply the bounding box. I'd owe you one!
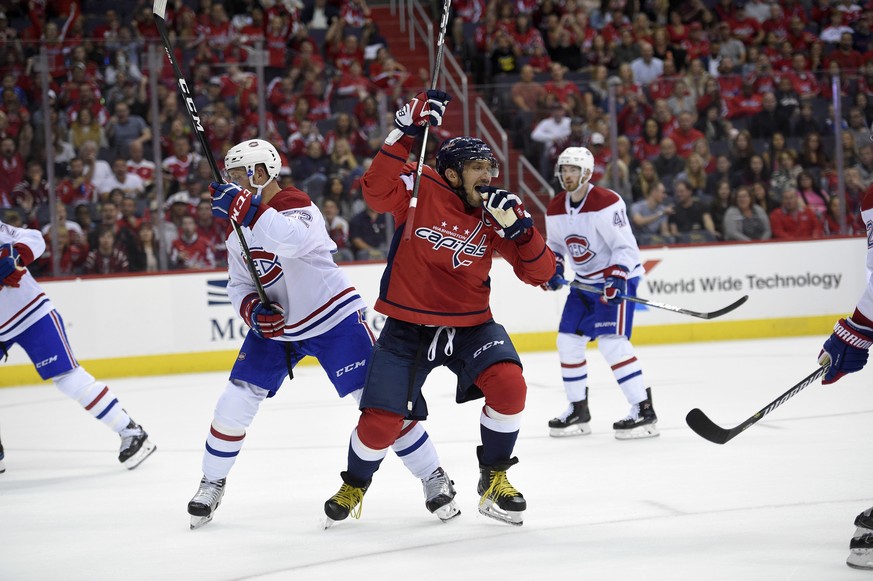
[422,467,461,522]
[188,477,226,529]
[477,447,526,526]
[118,419,156,469]
[613,388,659,440]
[848,507,873,569]
[548,399,591,437]
[324,471,371,528]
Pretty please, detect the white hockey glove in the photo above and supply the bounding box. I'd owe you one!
[481,186,533,241]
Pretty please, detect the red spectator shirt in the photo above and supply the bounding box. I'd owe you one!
[83,248,130,274]
[57,177,97,206]
[360,135,554,326]
[769,207,824,239]
[171,233,215,270]
[0,153,24,198]
[667,127,705,158]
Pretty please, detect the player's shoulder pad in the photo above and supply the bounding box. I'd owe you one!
[546,191,568,216]
[583,186,623,213]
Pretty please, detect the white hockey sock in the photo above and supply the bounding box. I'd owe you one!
[557,332,589,402]
[54,367,130,433]
[392,421,439,479]
[598,335,647,408]
[202,380,266,482]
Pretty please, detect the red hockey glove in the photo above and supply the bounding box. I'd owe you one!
[240,293,286,338]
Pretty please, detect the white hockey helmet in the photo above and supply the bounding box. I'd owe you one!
[555,146,594,192]
[224,139,282,187]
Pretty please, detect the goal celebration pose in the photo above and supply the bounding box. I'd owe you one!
[322,90,555,527]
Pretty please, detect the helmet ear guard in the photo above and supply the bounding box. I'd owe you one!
[555,146,594,191]
[224,139,282,188]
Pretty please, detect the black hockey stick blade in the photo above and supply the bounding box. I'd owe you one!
[685,365,828,445]
[567,280,748,320]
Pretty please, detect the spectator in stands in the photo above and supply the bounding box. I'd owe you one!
[631,159,660,202]
[106,101,150,161]
[40,200,84,239]
[668,179,717,242]
[99,158,146,200]
[35,225,89,277]
[89,200,118,249]
[68,107,106,153]
[322,198,353,263]
[129,221,160,273]
[823,194,865,236]
[854,144,873,189]
[83,226,130,275]
[634,117,662,163]
[715,22,746,66]
[0,136,24,200]
[349,203,387,261]
[543,62,582,111]
[630,181,674,245]
[162,136,200,192]
[286,117,324,158]
[798,132,831,175]
[652,137,684,190]
[740,155,770,188]
[692,138,716,173]
[193,199,226,267]
[709,179,733,239]
[770,188,824,239]
[630,42,663,86]
[792,100,826,138]
[723,186,771,241]
[666,79,696,117]
[79,140,113,195]
[796,171,829,219]
[11,159,49,209]
[126,141,155,193]
[748,92,791,139]
[489,29,521,77]
[842,167,868,214]
[705,154,735,196]
[170,214,215,270]
[531,103,571,175]
[847,107,873,146]
[676,152,709,198]
[668,112,705,159]
[329,137,360,182]
[820,10,854,44]
[302,0,340,29]
[293,140,331,196]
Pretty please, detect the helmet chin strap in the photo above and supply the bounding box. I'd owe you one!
[247,169,274,198]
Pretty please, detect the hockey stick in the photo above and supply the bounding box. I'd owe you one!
[152,0,269,304]
[685,365,828,444]
[561,279,748,320]
[402,0,452,241]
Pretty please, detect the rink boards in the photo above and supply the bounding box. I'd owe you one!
[2,237,868,387]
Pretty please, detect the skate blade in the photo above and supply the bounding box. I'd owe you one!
[614,424,659,440]
[433,500,461,522]
[477,499,523,526]
[123,439,157,469]
[190,514,214,530]
[847,549,873,569]
[549,424,592,438]
[324,517,338,530]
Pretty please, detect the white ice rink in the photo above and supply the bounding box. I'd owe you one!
[1,336,871,581]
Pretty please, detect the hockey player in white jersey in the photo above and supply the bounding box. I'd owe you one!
[817,188,873,569]
[187,139,458,529]
[0,220,156,470]
[540,146,658,439]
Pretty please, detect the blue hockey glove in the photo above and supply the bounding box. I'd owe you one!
[210,181,262,227]
[480,186,533,241]
[541,254,565,291]
[394,90,451,136]
[601,265,628,305]
[0,243,24,288]
[240,293,286,339]
[819,317,873,384]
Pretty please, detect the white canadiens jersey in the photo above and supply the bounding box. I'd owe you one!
[0,220,54,342]
[545,184,643,283]
[857,191,873,323]
[225,187,367,342]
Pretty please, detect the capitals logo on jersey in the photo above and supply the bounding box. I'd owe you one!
[415,220,488,269]
[249,247,283,287]
[565,234,596,265]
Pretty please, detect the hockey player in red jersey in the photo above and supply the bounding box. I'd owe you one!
[323,90,555,527]
[541,146,659,440]
[186,139,457,529]
[818,188,873,569]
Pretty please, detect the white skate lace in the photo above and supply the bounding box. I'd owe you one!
[427,326,456,362]
[118,424,143,451]
[422,468,454,502]
[556,403,575,421]
[191,478,225,507]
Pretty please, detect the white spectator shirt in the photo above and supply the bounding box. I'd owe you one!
[0,221,55,342]
[544,184,644,284]
[225,186,367,342]
[98,172,145,197]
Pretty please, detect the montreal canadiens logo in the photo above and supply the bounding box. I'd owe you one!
[565,235,596,265]
[249,248,283,287]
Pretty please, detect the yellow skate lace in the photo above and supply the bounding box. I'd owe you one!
[479,471,519,506]
[332,483,366,519]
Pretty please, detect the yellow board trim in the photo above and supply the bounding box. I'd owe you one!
[1,315,838,388]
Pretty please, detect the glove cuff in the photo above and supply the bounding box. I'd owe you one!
[605,265,629,280]
[838,317,873,349]
[240,293,259,325]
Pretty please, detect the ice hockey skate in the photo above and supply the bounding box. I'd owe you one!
[477,450,525,526]
[324,471,370,529]
[118,420,156,469]
[613,388,659,440]
[422,467,460,522]
[848,507,873,569]
[188,477,226,529]
[548,400,591,437]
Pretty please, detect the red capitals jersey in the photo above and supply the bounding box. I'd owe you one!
[362,137,555,327]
